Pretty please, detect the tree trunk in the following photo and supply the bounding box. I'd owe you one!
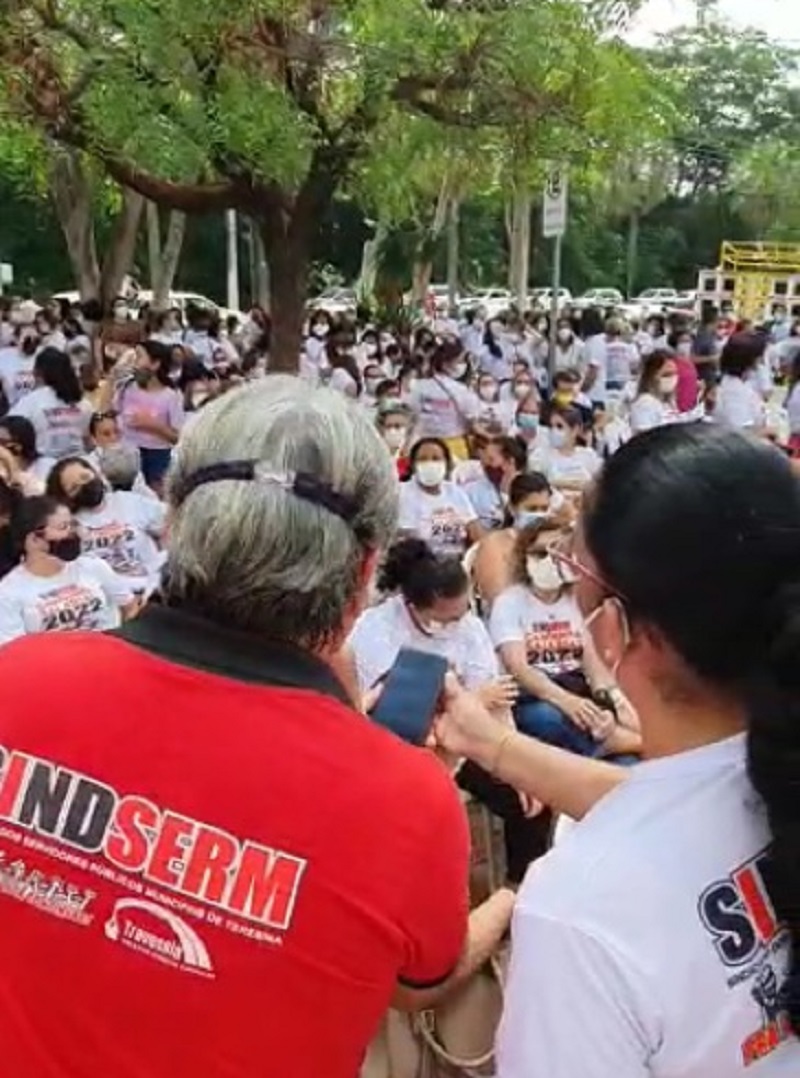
[146,201,161,288]
[153,210,186,308]
[505,198,517,293]
[49,148,100,301]
[509,186,532,311]
[626,209,640,300]
[99,187,145,311]
[263,222,309,373]
[446,198,460,311]
[357,221,388,302]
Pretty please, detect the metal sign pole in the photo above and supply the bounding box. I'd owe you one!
[549,234,562,386]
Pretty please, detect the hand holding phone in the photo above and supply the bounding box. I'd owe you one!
[370,648,450,745]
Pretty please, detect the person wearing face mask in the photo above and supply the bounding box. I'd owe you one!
[376,402,412,478]
[99,296,143,364]
[464,435,527,532]
[407,340,481,460]
[479,318,514,382]
[360,363,385,411]
[399,438,483,556]
[542,404,602,494]
[0,325,39,408]
[358,330,382,370]
[47,458,165,597]
[664,328,701,413]
[114,340,184,490]
[461,307,487,356]
[350,537,550,887]
[475,374,516,432]
[0,416,56,494]
[85,410,153,499]
[553,320,584,373]
[472,472,559,610]
[490,519,639,758]
[0,495,136,643]
[630,351,684,433]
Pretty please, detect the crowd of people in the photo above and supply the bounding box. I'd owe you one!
[0,290,798,1076]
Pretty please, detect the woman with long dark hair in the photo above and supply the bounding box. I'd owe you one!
[115,340,184,490]
[437,424,800,1074]
[9,347,91,459]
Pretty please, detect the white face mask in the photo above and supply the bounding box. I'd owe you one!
[478,384,497,401]
[365,342,378,357]
[312,323,329,338]
[113,306,128,322]
[416,460,447,488]
[658,374,679,395]
[676,342,692,357]
[527,554,563,593]
[488,321,503,337]
[450,362,468,380]
[536,321,548,335]
[383,427,406,451]
[550,427,569,449]
[514,382,532,400]
[557,329,572,344]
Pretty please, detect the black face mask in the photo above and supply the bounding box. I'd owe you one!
[133,370,152,388]
[71,477,105,512]
[48,535,82,563]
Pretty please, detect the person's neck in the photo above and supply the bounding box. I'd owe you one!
[419,482,442,495]
[531,585,562,603]
[630,681,746,760]
[24,552,66,578]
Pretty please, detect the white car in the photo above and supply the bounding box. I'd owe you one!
[573,288,624,310]
[625,288,681,318]
[530,287,573,311]
[134,290,245,325]
[307,287,358,316]
[459,288,514,319]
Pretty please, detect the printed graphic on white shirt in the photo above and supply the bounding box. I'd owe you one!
[36,583,106,633]
[525,619,582,675]
[82,521,146,578]
[698,846,792,1067]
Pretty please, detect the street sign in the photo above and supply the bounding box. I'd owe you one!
[542,169,568,239]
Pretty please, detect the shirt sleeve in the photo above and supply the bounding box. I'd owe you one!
[455,383,481,421]
[497,912,654,1078]
[8,393,33,419]
[397,761,470,987]
[460,617,501,689]
[166,389,185,431]
[489,589,525,647]
[630,396,662,433]
[87,556,136,607]
[0,591,27,645]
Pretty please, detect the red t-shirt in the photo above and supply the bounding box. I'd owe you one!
[0,607,469,1077]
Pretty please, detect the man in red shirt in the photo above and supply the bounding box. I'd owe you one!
[0,376,513,1077]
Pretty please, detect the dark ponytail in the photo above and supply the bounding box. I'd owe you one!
[583,424,800,1035]
[34,348,82,405]
[746,584,800,1033]
[379,538,467,607]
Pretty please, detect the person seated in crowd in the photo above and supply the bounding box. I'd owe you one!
[475,372,516,431]
[10,347,93,460]
[0,376,514,1077]
[472,472,561,610]
[375,400,412,478]
[542,403,602,495]
[715,331,768,433]
[463,435,527,533]
[46,456,166,597]
[398,437,484,557]
[406,339,480,460]
[490,518,640,758]
[629,350,681,433]
[350,537,552,887]
[86,409,154,497]
[0,415,56,494]
[0,494,136,643]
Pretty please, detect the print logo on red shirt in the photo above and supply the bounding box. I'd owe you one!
[0,746,307,934]
[698,848,791,1066]
[105,898,214,977]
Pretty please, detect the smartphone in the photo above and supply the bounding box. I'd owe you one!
[370,648,449,746]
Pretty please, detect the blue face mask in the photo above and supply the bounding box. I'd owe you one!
[517,413,539,431]
[515,509,548,530]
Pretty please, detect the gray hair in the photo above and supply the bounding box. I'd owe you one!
[96,443,141,491]
[165,375,398,647]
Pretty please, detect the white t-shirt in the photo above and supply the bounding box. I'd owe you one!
[630,393,678,434]
[349,594,498,693]
[585,335,608,403]
[490,585,584,676]
[398,479,478,556]
[329,366,359,398]
[716,376,766,430]
[545,446,602,488]
[0,347,36,407]
[463,474,507,532]
[10,386,92,459]
[75,491,165,594]
[605,340,639,388]
[408,376,480,439]
[0,555,133,644]
[497,734,798,1077]
[476,397,516,432]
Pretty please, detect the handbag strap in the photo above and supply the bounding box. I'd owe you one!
[412,954,505,1075]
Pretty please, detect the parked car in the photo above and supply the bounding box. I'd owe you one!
[307,287,358,316]
[573,288,624,310]
[458,288,514,319]
[133,290,244,325]
[625,288,681,318]
[530,287,573,311]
